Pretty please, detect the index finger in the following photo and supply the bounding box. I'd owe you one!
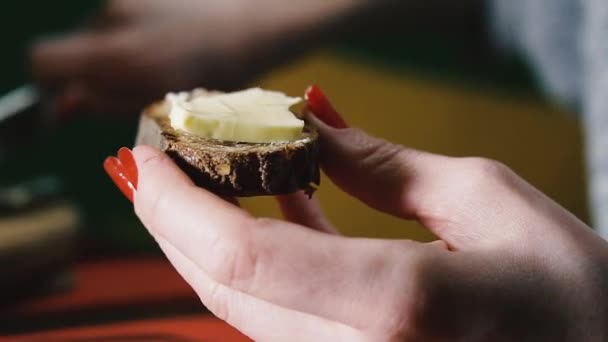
[304,86,531,250]
[132,146,250,253]
[30,32,116,85]
[131,145,425,330]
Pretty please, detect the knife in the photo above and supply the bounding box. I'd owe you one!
[0,84,40,125]
[0,84,58,160]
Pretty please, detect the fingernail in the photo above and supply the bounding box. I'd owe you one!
[55,86,83,119]
[104,156,135,203]
[56,94,78,115]
[305,84,348,129]
[118,147,138,188]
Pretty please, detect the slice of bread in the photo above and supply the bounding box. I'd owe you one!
[135,93,320,197]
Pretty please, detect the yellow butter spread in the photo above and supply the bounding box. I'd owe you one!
[167,88,304,143]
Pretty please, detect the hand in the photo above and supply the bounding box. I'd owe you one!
[104,86,608,340]
[31,0,360,115]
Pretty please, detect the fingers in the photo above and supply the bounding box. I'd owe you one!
[52,81,145,116]
[31,32,113,86]
[153,234,365,342]
[307,113,443,220]
[31,30,149,93]
[102,0,168,22]
[304,86,583,250]
[132,146,424,331]
[132,146,251,258]
[31,0,149,84]
[30,29,175,115]
[103,0,141,21]
[221,196,241,207]
[308,113,509,249]
[276,191,337,234]
[307,105,592,250]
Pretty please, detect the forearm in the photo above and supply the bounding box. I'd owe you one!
[224,0,371,79]
[226,0,487,84]
[247,0,486,49]
[243,0,370,45]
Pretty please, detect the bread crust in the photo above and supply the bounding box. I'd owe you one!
[135,100,320,197]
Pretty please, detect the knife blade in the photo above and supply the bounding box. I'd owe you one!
[0,84,51,161]
[0,84,40,125]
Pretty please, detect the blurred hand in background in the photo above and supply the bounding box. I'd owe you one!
[29,0,364,115]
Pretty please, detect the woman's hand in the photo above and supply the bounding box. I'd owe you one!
[105,87,608,341]
[30,0,361,115]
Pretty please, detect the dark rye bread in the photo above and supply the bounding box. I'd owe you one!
[135,99,320,197]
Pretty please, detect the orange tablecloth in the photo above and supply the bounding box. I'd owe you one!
[8,258,197,316]
[10,315,250,341]
[1,258,210,336]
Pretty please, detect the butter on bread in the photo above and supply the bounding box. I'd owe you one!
[135,88,320,197]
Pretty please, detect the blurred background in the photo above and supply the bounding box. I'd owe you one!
[0,0,587,339]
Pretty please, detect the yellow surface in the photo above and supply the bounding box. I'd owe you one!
[240,52,588,242]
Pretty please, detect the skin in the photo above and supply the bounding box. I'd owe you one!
[29,0,487,115]
[30,0,366,114]
[35,1,608,339]
[131,112,608,341]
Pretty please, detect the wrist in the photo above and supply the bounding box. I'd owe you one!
[258,0,367,37]
[211,0,369,87]
[241,0,370,50]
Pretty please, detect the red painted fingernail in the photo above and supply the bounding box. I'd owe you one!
[104,156,135,203]
[305,84,348,129]
[117,147,138,188]
[55,87,83,119]
[56,94,78,115]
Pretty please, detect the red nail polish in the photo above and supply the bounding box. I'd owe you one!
[305,84,348,129]
[55,88,82,119]
[104,156,135,203]
[117,147,138,188]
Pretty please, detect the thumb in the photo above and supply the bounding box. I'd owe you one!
[304,84,446,220]
[307,112,445,220]
[304,86,558,250]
